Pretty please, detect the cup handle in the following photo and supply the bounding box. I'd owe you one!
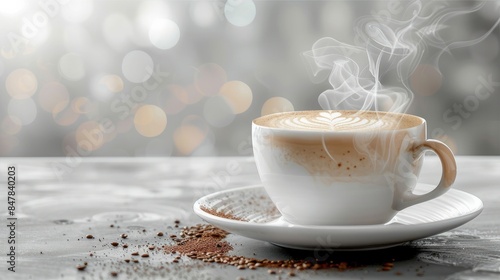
[393,139,457,211]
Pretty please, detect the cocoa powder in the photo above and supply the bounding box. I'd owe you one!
[199,206,246,221]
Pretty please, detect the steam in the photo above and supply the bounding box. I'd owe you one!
[303,0,500,113]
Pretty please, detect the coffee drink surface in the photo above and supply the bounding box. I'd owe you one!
[253,110,425,182]
[254,110,421,131]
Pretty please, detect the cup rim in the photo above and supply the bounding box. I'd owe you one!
[252,110,426,133]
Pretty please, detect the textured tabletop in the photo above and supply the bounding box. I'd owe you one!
[0,156,499,280]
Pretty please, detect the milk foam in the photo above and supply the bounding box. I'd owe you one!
[256,111,410,131]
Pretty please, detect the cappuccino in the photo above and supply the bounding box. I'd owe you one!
[252,110,455,225]
[254,110,421,131]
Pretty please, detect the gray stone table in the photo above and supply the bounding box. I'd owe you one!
[1,156,499,279]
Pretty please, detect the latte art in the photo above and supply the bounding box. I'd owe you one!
[255,110,418,131]
[280,112,394,131]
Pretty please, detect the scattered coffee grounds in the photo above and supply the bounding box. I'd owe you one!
[76,264,86,271]
[164,224,233,256]
[199,206,246,221]
[163,224,354,272]
[75,219,408,277]
[381,262,394,271]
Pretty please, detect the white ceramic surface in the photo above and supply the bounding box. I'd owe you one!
[194,183,483,250]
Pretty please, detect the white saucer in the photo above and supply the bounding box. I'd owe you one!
[193,184,483,250]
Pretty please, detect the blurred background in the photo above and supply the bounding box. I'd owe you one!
[0,0,499,157]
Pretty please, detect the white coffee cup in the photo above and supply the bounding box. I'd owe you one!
[252,110,456,225]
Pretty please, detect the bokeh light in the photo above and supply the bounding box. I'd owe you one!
[100,74,124,93]
[0,0,498,157]
[224,0,256,27]
[174,125,206,155]
[52,102,80,126]
[90,75,115,102]
[134,105,167,137]
[261,97,294,116]
[6,68,38,99]
[61,0,94,23]
[170,84,204,105]
[7,98,37,125]
[149,18,180,50]
[410,64,443,96]
[174,115,209,155]
[182,114,210,131]
[190,1,217,27]
[75,121,105,152]
[195,63,227,96]
[1,49,16,59]
[38,82,70,113]
[59,53,86,81]
[122,50,154,83]
[1,116,22,135]
[203,96,235,127]
[71,97,92,114]
[136,0,172,32]
[219,80,253,114]
[163,92,186,115]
